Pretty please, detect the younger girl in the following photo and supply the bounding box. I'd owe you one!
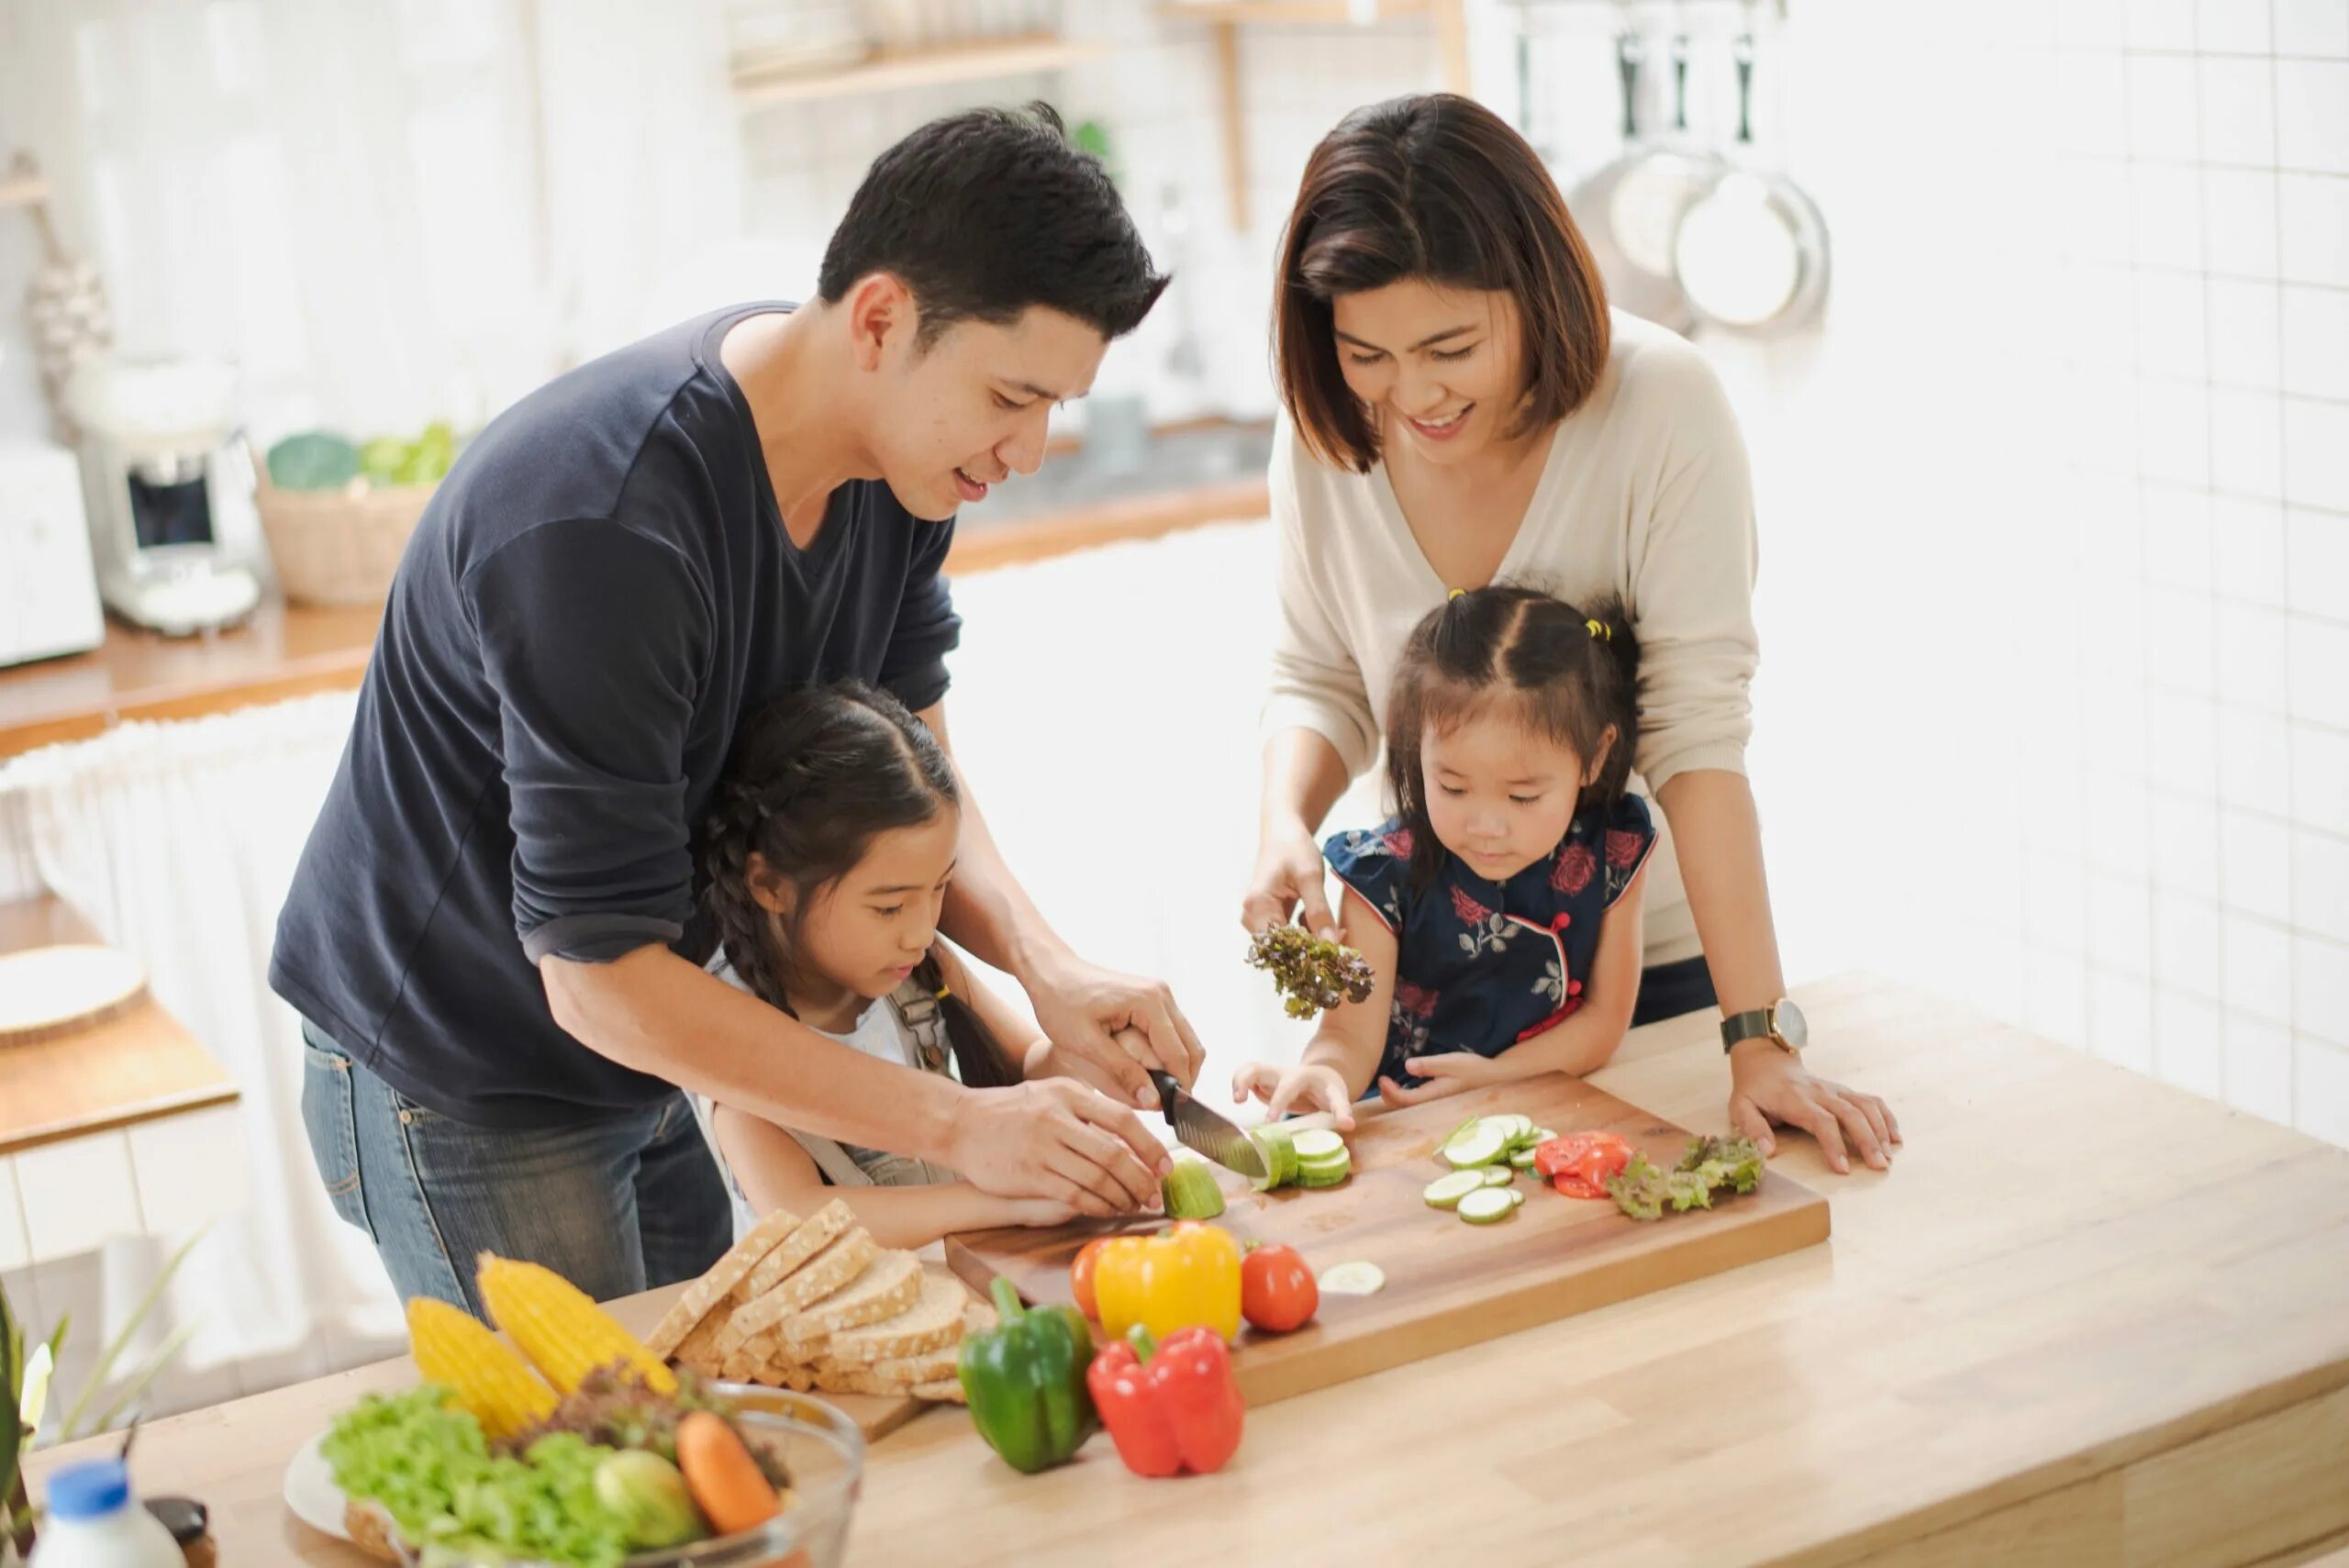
[1233,584,1655,1128]
[693,681,1130,1250]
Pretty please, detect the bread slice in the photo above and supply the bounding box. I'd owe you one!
[740,1199,856,1298]
[811,1365,969,1403]
[818,1341,959,1385]
[673,1311,733,1377]
[913,1377,967,1404]
[645,1206,803,1358]
[715,1229,877,1356]
[818,1272,970,1366]
[774,1249,923,1346]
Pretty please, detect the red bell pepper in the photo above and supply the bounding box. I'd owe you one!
[1085,1325,1244,1478]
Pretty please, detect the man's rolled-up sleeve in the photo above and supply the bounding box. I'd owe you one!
[462,518,707,964]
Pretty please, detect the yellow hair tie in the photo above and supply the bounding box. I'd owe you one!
[935,984,952,999]
[1586,618,1611,641]
[1448,587,1466,600]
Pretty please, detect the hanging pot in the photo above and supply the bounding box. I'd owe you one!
[1672,30,1831,336]
[1565,27,1695,334]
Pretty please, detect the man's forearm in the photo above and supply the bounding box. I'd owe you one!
[541,945,962,1160]
[1655,769,1786,1015]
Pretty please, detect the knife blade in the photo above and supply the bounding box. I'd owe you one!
[1150,1068,1269,1182]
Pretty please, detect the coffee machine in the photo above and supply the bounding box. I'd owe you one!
[68,355,262,636]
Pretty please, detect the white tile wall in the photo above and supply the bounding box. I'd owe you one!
[1976,0,2341,1149]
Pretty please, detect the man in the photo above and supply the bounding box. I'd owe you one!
[276,105,1198,1316]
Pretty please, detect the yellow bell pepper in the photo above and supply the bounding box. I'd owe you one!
[1093,1221,1243,1344]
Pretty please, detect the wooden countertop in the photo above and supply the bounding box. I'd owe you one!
[0,895,239,1157]
[24,973,2349,1565]
[0,484,1270,762]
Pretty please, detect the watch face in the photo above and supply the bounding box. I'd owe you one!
[1776,998,1809,1050]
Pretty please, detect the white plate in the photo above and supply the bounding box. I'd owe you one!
[283,1431,352,1542]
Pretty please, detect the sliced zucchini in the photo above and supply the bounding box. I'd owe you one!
[1250,1125,1299,1190]
[1319,1261,1386,1296]
[1505,1187,1525,1207]
[1457,1188,1517,1224]
[1297,1156,1353,1189]
[1290,1129,1347,1162]
[1162,1159,1226,1220]
[1480,1166,1515,1188]
[1508,1147,1540,1169]
[1482,1114,1534,1143]
[1423,1171,1486,1209]
[1441,1125,1508,1170]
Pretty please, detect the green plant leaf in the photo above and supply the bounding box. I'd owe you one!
[89,1322,197,1437]
[58,1227,205,1441]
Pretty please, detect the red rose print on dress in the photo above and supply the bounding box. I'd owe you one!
[1450,885,1492,926]
[1605,828,1644,868]
[1392,980,1440,1018]
[1381,827,1413,856]
[1552,843,1597,895]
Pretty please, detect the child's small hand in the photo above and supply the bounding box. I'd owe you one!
[1377,1051,1512,1108]
[1231,1061,1357,1130]
[1002,1195,1087,1229]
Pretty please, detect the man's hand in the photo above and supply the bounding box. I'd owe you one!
[1023,951,1207,1107]
[946,1078,1173,1217]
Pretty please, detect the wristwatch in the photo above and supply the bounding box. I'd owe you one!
[1721,997,1808,1055]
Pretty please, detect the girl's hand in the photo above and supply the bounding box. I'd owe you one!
[1000,1195,1085,1229]
[1231,1061,1358,1130]
[1241,817,1338,940]
[1377,1051,1512,1107]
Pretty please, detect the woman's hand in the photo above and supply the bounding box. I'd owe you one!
[1241,816,1338,940]
[1728,1042,1900,1174]
[1231,1060,1358,1130]
[1375,1051,1513,1108]
[998,1195,1085,1229]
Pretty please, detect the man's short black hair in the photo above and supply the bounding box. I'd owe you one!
[818,103,1169,346]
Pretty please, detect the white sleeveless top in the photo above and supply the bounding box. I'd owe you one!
[691,960,962,1240]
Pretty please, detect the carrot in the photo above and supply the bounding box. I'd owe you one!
[675,1410,781,1537]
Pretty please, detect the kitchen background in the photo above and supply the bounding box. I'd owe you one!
[0,0,2343,1430]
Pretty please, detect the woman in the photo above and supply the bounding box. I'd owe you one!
[1241,93,1897,1174]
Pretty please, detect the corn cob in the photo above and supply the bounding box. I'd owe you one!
[474,1252,677,1396]
[405,1296,558,1441]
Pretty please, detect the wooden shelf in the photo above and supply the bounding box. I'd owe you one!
[0,174,50,210]
[732,34,1107,108]
[0,895,238,1159]
[1159,0,1469,229]
[1160,1,1439,20]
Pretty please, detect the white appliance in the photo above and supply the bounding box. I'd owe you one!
[0,439,106,667]
[67,355,262,636]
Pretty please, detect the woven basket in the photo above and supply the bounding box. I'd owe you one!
[253,453,435,606]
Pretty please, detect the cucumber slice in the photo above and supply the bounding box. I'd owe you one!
[1508,1147,1540,1169]
[1483,1114,1535,1143]
[1457,1188,1517,1224]
[1531,1128,1558,1142]
[1250,1125,1299,1190]
[1319,1261,1386,1296]
[1480,1166,1515,1188]
[1290,1129,1346,1162]
[1505,1188,1525,1208]
[1162,1159,1226,1220]
[1441,1125,1508,1169]
[1296,1157,1352,1188]
[1423,1171,1485,1209]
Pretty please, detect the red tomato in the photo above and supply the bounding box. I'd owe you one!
[1240,1243,1319,1333]
[1533,1132,1632,1181]
[1070,1237,1113,1320]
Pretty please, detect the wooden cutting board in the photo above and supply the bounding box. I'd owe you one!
[946,1076,1830,1407]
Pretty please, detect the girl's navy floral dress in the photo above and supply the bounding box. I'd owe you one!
[1325,795,1658,1091]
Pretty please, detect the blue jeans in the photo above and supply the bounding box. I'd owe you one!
[298,1019,731,1318]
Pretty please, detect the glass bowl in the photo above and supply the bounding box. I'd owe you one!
[391,1385,864,1568]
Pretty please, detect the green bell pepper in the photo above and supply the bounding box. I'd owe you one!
[956,1277,1098,1473]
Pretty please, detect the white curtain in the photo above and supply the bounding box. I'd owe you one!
[0,692,405,1407]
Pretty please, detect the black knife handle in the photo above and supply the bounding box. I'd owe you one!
[1148,1067,1183,1116]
